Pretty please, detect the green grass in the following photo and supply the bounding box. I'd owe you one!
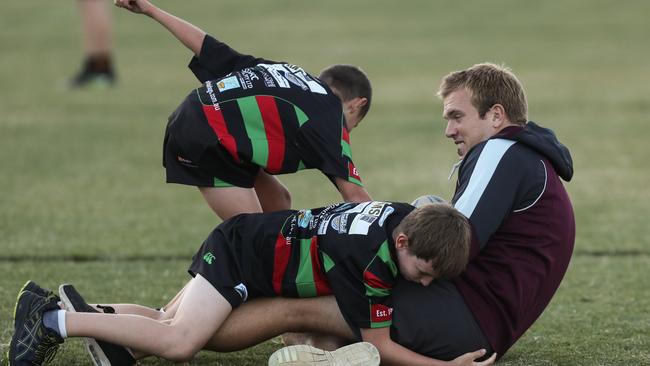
[1,0,649,364]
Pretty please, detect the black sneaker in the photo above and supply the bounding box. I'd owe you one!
[22,280,60,300]
[9,288,63,365]
[69,59,116,89]
[59,284,135,366]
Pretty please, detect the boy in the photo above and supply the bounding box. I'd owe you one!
[10,202,471,365]
[115,0,372,219]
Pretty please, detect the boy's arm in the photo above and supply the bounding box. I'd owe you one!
[115,0,205,55]
[335,178,371,203]
[361,328,496,366]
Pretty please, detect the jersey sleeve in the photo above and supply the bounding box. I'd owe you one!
[188,35,272,82]
[328,241,397,329]
[297,123,364,188]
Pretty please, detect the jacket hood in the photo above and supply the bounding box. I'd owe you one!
[494,121,574,181]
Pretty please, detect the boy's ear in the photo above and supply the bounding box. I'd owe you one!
[348,97,368,114]
[395,233,409,249]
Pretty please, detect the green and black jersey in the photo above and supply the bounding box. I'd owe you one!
[185,35,362,186]
[190,201,414,330]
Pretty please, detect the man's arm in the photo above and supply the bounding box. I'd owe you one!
[361,328,496,366]
[335,178,371,202]
[115,0,205,55]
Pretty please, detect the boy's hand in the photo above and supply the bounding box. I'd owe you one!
[451,349,497,366]
[114,0,154,15]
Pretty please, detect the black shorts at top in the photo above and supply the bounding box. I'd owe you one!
[163,95,260,188]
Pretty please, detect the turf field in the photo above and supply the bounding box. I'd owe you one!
[1,1,649,365]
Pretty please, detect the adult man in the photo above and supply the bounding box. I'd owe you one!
[231,62,574,362]
[115,0,371,220]
[388,63,575,359]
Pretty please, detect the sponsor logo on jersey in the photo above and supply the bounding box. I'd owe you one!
[204,81,221,111]
[297,209,313,229]
[371,304,393,323]
[348,162,361,182]
[217,76,241,92]
[203,252,216,265]
[338,213,349,233]
[330,215,341,231]
[348,202,387,235]
[234,283,249,302]
[378,206,395,227]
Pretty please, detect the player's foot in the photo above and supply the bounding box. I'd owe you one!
[9,286,63,365]
[21,280,61,300]
[268,342,380,366]
[69,58,116,89]
[58,284,135,366]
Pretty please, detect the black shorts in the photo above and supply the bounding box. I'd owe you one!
[188,223,250,309]
[163,95,260,188]
[388,279,493,361]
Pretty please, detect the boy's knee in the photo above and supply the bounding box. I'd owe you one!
[163,342,201,363]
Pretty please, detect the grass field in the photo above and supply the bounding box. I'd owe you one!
[1,1,649,365]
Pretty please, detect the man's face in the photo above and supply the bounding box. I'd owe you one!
[443,88,496,158]
[396,244,436,287]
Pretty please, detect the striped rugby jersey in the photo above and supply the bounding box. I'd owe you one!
[186,35,362,186]
[218,201,414,330]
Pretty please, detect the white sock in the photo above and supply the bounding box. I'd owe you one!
[57,310,67,338]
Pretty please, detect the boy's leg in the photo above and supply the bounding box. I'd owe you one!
[253,171,292,212]
[66,275,231,362]
[203,296,356,352]
[199,186,263,220]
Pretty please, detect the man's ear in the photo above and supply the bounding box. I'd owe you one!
[489,104,507,128]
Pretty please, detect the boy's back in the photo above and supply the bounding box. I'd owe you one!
[190,201,414,332]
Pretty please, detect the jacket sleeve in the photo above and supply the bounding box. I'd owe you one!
[188,35,272,82]
[452,139,540,255]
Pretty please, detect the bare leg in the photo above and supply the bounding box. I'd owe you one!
[253,171,292,212]
[199,186,263,220]
[66,275,231,362]
[204,296,355,352]
[78,0,113,56]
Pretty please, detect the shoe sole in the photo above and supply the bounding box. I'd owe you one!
[59,284,112,366]
[268,342,380,366]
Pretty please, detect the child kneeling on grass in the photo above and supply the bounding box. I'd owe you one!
[9,202,493,366]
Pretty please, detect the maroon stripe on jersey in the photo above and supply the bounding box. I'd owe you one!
[256,96,285,173]
[202,105,240,162]
[272,233,291,295]
[364,270,392,289]
[309,236,332,295]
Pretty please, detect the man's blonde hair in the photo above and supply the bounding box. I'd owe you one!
[438,63,528,125]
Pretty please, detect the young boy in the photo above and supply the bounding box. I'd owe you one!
[114,0,372,219]
[10,202,471,365]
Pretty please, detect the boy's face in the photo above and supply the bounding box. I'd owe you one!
[395,235,437,286]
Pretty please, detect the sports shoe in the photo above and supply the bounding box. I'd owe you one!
[22,280,61,301]
[69,59,116,89]
[9,287,63,365]
[58,284,135,366]
[268,342,380,366]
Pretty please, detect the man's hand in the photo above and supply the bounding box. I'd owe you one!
[451,349,497,366]
[114,0,154,15]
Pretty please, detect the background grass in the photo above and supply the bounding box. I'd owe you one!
[1,0,649,365]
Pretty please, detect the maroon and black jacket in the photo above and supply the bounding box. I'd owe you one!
[451,122,575,357]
